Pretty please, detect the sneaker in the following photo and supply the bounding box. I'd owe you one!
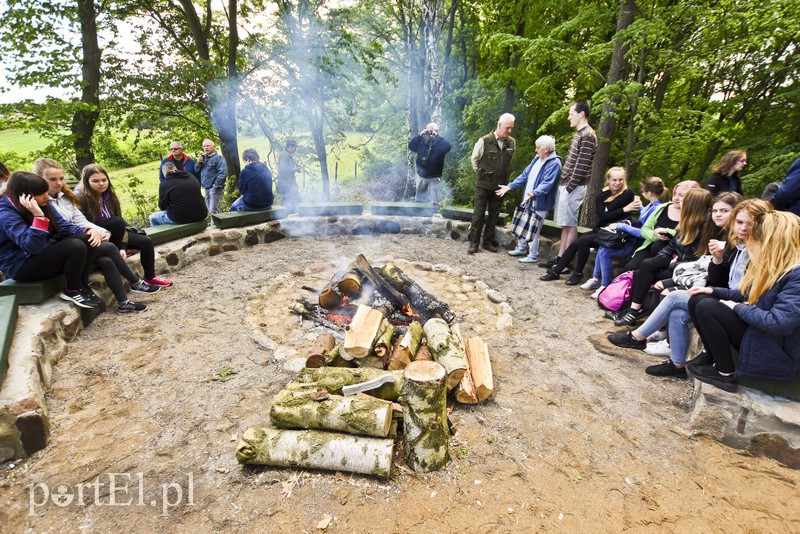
[605,309,624,321]
[564,272,583,286]
[508,249,527,257]
[519,256,538,264]
[131,279,160,294]
[607,330,647,350]
[80,287,102,306]
[644,339,671,357]
[647,329,668,342]
[614,308,645,327]
[482,242,498,253]
[590,286,605,299]
[539,259,557,269]
[118,300,147,313]
[580,277,601,291]
[687,363,738,392]
[146,276,173,287]
[467,242,479,254]
[60,289,97,309]
[539,270,560,282]
[645,360,688,379]
[685,350,712,367]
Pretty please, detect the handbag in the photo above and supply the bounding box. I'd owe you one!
[594,224,630,249]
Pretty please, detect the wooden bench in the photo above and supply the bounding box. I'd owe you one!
[733,353,800,402]
[211,206,288,229]
[370,202,438,217]
[298,203,364,217]
[0,275,65,305]
[540,219,592,238]
[439,206,510,226]
[0,295,18,386]
[145,220,208,245]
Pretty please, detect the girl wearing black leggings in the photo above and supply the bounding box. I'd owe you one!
[0,172,101,308]
[77,164,173,288]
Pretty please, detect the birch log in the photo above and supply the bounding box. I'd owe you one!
[387,321,422,370]
[422,318,467,389]
[305,333,337,368]
[401,360,450,472]
[236,427,393,478]
[296,367,405,401]
[270,388,393,437]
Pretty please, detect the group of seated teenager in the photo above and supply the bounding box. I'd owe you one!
[0,159,173,313]
[505,149,800,392]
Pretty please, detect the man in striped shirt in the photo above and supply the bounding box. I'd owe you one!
[542,100,597,271]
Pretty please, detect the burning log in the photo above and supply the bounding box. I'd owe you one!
[354,254,410,311]
[387,321,422,370]
[401,360,450,472]
[338,267,363,298]
[319,268,347,309]
[305,333,337,368]
[343,305,385,359]
[422,318,468,390]
[289,301,341,330]
[296,367,405,401]
[379,262,456,323]
[270,387,393,438]
[236,427,393,478]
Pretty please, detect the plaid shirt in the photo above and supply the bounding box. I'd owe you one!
[559,125,597,192]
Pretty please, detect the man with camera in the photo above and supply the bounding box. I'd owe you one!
[408,122,451,206]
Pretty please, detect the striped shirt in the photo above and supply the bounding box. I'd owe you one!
[559,125,597,192]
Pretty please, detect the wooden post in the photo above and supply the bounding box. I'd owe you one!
[401,360,450,472]
[354,161,358,181]
[335,161,338,183]
[236,427,393,478]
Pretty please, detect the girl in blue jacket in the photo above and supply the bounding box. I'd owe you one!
[687,211,800,391]
[0,172,101,308]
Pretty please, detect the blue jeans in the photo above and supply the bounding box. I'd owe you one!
[636,289,692,365]
[149,210,175,226]
[230,197,255,211]
[205,187,223,215]
[593,239,638,286]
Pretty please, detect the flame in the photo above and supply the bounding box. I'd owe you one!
[402,304,420,318]
[341,295,350,303]
[327,314,352,326]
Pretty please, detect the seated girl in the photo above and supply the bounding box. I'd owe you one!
[607,194,757,379]
[77,164,172,288]
[0,172,101,308]
[33,158,158,313]
[612,187,712,326]
[539,166,636,285]
[687,211,800,392]
[584,177,671,297]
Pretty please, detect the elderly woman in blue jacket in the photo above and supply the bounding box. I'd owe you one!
[496,135,562,264]
[686,211,800,392]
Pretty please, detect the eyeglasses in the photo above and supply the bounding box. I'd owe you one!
[170,147,183,151]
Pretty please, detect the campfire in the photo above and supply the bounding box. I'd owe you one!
[236,255,494,478]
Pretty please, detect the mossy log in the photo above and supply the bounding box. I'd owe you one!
[373,319,395,358]
[270,388,393,437]
[388,321,422,370]
[422,318,468,390]
[236,427,393,478]
[379,262,456,323]
[401,361,450,472]
[296,367,405,401]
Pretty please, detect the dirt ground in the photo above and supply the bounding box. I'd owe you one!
[1,234,798,533]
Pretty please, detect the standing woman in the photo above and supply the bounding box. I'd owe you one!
[0,172,101,308]
[78,164,172,288]
[687,211,800,392]
[539,166,636,285]
[704,150,747,196]
[496,135,562,264]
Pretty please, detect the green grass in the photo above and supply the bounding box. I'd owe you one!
[0,128,51,157]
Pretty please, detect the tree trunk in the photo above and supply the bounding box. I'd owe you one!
[270,388,393,438]
[296,367,405,401]
[72,0,101,172]
[236,427,393,478]
[579,0,635,228]
[401,360,450,472]
[422,318,467,389]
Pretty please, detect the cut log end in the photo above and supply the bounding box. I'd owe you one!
[403,360,446,383]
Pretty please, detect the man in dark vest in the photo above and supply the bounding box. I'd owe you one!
[467,113,516,254]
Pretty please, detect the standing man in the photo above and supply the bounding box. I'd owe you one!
[772,157,800,217]
[159,141,199,182]
[542,100,597,270]
[408,122,451,205]
[277,140,302,213]
[196,138,227,216]
[467,113,516,254]
[231,149,274,211]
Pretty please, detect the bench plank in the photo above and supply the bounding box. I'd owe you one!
[439,206,510,226]
[0,295,18,387]
[145,220,208,245]
[0,276,64,305]
[370,202,438,217]
[211,206,288,229]
[298,203,364,217]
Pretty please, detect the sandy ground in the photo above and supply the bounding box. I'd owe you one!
[1,234,798,533]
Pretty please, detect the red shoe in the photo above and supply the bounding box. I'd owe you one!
[146,276,173,287]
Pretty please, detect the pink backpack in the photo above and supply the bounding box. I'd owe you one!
[597,271,634,311]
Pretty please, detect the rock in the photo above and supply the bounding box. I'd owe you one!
[475,281,489,290]
[499,302,513,314]
[413,262,433,271]
[432,264,449,272]
[486,290,507,303]
[274,346,298,360]
[447,267,466,277]
[495,313,513,330]
[283,358,307,373]
[208,244,222,256]
[461,283,475,292]
[689,381,800,468]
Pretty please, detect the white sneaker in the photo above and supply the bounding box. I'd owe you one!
[580,277,601,291]
[590,286,606,299]
[647,330,667,342]
[644,339,671,356]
